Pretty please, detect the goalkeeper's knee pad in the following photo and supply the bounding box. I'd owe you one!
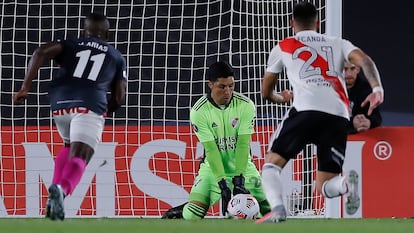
[182,202,207,220]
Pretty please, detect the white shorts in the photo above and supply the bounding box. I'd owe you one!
[52,107,105,151]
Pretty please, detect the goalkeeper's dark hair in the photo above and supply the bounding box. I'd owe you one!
[293,1,318,27]
[207,61,234,82]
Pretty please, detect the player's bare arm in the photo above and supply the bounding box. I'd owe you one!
[348,49,384,115]
[349,50,382,87]
[107,78,127,114]
[261,72,293,104]
[13,42,62,105]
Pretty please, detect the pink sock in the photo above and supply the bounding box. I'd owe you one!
[60,156,86,195]
[52,147,70,184]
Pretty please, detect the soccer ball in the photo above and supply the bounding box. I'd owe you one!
[227,194,260,220]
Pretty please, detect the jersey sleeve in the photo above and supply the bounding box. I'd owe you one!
[342,38,359,62]
[117,54,128,81]
[237,100,256,136]
[53,39,68,65]
[266,44,284,73]
[190,106,214,143]
[233,99,255,174]
[190,101,226,181]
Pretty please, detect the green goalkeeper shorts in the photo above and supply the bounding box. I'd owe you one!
[188,161,267,208]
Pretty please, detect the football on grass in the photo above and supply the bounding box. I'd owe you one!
[227,194,260,220]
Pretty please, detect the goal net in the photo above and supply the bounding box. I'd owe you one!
[0,0,338,218]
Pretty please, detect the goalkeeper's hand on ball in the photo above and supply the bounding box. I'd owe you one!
[218,178,232,216]
[232,174,250,195]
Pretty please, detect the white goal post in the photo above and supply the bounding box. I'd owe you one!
[0,0,342,218]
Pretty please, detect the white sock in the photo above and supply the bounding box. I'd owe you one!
[322,175,348,198]
[261,163,284,208]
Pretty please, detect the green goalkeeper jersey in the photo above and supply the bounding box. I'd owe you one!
[190,91,256,180]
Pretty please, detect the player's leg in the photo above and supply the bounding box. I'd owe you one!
[47,114,72,219]
[161,164,216,219]
[243,162,270,216]
[315,113,348,198]
[257,108,308,223]
[48,111,104,221]
[318,171,347,197]
[182,164,219,220]
[52,146,70,185]
[257,152,288,223]
[47,145,70,219]
[51,114,72,189]
[49,140,94,221]
[182,199,209,220]
[59,141,92,195]
[59,111,104,196]
[161,202,187,219]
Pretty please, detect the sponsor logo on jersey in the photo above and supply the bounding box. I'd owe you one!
[52,107,90,116]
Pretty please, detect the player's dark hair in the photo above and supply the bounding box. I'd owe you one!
[87,12,108,22]
[293,2,317,27]
[207,61,234,82]
[84,12,110,40]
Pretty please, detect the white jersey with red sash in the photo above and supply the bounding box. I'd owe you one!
[266,30,357,120]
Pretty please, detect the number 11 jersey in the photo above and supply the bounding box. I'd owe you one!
[48,36,127,115]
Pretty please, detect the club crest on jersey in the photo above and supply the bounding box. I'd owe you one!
[212,122,218,128]
[231,117,239,128]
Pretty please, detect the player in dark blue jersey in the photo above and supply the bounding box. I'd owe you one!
[13,13,127,221]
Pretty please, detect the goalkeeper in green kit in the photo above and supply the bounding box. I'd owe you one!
[162,61,270,219]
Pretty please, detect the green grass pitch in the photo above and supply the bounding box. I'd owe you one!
[1,218,413,233]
